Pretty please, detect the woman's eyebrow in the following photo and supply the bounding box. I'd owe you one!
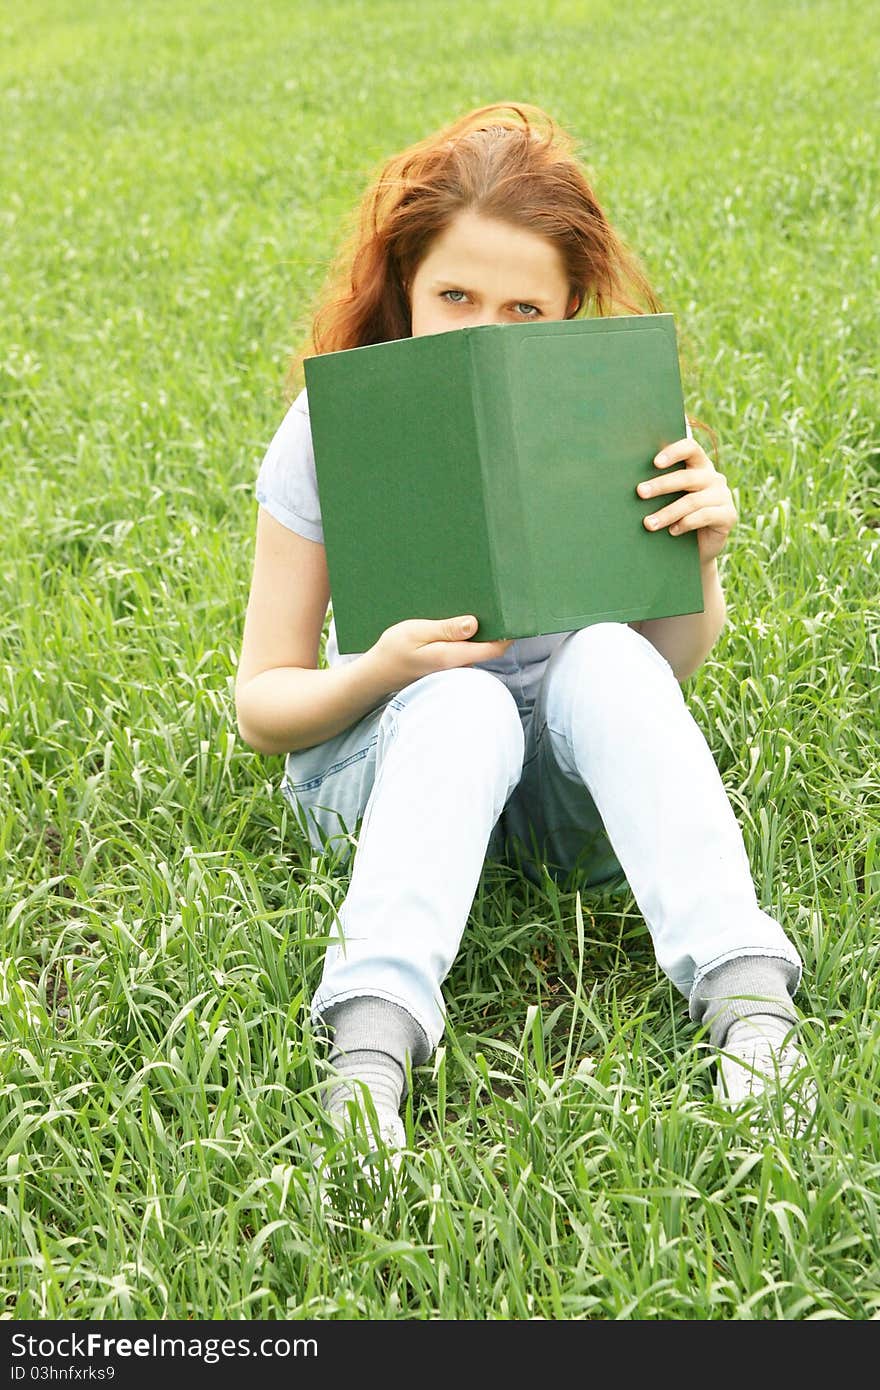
[428,277,552,303]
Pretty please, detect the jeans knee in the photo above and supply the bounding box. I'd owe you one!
[391,667,524,776]
[546,623,679,737]
[563,622,675,685]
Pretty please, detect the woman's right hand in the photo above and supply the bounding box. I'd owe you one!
[367,615,514,690]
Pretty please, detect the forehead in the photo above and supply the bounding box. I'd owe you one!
[418,210,567,293]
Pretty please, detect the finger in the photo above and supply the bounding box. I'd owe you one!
[653,440,711,470]
[441,639,513,665]
[638,467,722,499]
[430,615,478,642]
[459,636,513,657]
[441,619,513,652]
[465,640,513,661]
[644,490,728,531]
[668,504,737,536]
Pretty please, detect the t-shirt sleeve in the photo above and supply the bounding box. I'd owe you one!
[254,389,324,544]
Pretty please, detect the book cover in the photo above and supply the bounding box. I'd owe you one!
[304,313,704,654]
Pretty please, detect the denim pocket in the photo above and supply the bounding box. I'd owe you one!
[284,739,378,798]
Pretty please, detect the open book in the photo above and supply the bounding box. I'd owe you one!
[304,313,704,654]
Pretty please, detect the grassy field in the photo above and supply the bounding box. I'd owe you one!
[1,0,878,1319]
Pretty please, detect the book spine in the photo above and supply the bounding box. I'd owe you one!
[467,330,535,637]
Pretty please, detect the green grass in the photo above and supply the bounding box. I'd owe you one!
[1,0,878,1319]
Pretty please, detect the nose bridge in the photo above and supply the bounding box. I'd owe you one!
[471,307,507,328]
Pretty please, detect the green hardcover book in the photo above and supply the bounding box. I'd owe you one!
[304,313,704,654]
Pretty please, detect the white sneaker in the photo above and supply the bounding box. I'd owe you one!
[716,1015,817,1131]
[315,1104,407,1212]
[330,1100,406,1155]
[350,1108,406,1170]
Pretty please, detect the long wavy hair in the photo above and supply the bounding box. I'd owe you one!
[287,102,664,397]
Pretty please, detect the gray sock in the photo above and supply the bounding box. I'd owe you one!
[690,956,798,1049]
[320,996,430,1125]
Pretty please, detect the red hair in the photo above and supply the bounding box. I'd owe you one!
[287,102,662,395]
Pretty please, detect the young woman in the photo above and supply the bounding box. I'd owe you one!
[235,104,809,1155]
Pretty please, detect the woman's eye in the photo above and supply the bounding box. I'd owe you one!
[515,303,540,318]
[441,290,468,303]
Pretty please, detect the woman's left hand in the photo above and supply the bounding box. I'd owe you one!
[637,439,737,564]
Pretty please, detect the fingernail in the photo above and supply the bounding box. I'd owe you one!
[655,452,667,466]
[638,482,651,496]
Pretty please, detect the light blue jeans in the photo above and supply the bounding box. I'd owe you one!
[282,623,802,1051]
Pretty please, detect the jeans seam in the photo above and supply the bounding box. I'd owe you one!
[284,736,378,794]
[311,986,434,1055]
[541,718,583,784]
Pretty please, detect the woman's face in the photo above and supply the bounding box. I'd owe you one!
[408,209,578,337]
